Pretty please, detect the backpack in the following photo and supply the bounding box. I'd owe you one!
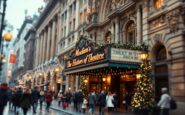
[170,98,177,110]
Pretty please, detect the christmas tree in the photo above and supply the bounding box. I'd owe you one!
[80,76,87,97]
[131,59,156,112]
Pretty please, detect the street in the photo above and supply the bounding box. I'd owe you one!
[3,105,68,115]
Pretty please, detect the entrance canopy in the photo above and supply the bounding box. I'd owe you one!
[64,37,146,75]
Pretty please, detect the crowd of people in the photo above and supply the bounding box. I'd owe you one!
[0,82,174,115]
[0,83,54,115]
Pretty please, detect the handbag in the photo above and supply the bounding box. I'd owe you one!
[170,98,177,110]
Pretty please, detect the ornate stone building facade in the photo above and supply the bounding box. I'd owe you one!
[84,0,185,114]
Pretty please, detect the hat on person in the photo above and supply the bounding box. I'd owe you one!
[161,87,168,93]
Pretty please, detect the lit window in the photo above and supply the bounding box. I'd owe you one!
[126,21,136,44]
[154,0,164,9]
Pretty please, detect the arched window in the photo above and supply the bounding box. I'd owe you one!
[154,0,164,9]
[126,21,136,44]
[104,31,112,44]
[156,46,166,61]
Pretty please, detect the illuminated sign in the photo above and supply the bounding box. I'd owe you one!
[75,47,91,57]
[111,48,142,63]
[67,53,105,68]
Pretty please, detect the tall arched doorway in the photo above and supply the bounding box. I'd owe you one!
[154,45,169,101]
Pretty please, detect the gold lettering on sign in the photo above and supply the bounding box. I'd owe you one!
[75,47,91,57]
[67,53,105,68]
[88,53,105,62]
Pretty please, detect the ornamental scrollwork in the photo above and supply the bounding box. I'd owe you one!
[110,0,127,11]
[166,9,180,33]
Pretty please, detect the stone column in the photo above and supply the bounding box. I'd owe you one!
[142,2,149,42]
[57,14,62,56]
[51,19,56,58]
[43,30,47,63]
[137,6,142,45]
[34,38,39,67]
[115,19,119,43]
[39,33,44,64]
[46,25,51,61]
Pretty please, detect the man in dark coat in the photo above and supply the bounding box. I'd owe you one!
[98,90,106,115]
[0,83,9,115]
[31,87,39,114]
[77,90,83,112]
[12,87,22,114]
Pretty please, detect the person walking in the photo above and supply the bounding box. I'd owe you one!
[57,90,63,106]
[31,87,39,114]
[98,90,106,115]
[113,92,118,111]
[157,87,171,115]
[88,91,96,115]
[39,90,45,110]
[12,87,22,115]
[0,83,9,115]
[77,89,83,112]
[82,98,88,114]
[125,92,131,111]
[45,90,53,112]
[20,88,33,115]
[106,92,114,112]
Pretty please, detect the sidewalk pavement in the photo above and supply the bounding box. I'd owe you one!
[49,100,135,115]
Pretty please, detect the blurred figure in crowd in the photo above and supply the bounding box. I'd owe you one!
[0,83,9,115]
[31,87,39,114]
[98,90,106,115]
[20,88,33,115]
[57,90,63,106]
[39,89,45,110]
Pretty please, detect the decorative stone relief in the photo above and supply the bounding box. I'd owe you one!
[87,0,100,23]
[166,9,180,33]
[149,15,166,29]
[110,0,126,10]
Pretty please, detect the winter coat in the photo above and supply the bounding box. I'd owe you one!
[98,93,106,107]
[12,90,22,107]
[0,85,9,107]
[157,94,171,109]
[46,93,52,103]
[20,93,33,109]
[88,93,96,105]
[39,91,45,101]
[106,95,114,107]
[77,92,83,103]
[31,90,39,103]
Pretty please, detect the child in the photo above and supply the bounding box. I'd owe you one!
[82,98,88,114]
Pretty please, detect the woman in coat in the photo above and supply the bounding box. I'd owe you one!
[45,90,53,112]
[106,92,114,112]
[20,88,33,115]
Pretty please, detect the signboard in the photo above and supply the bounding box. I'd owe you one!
[111,48,142,63]
[67,47,105,68]
[9,54,16,64]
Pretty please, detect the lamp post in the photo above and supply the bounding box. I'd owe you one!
[0,0,8,50]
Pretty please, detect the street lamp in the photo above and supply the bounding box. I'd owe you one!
[140,52,149,61]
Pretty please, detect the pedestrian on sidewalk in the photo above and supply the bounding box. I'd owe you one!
[113,92,118,111]
[57,90,63,106]
[88,91,96,115]
[20,88,33,115]
[106,92,114,112]
[157,87,171,115]
[0,83,9,115]
[98,90,106,115]
[72,91,78,111]
[62,92,68,109]
[82,98,88,114]
[77,89,83,112]
[45,90,53,112]
[12,87,22,115]
[39,89,45,110]
[31,87,39,114]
